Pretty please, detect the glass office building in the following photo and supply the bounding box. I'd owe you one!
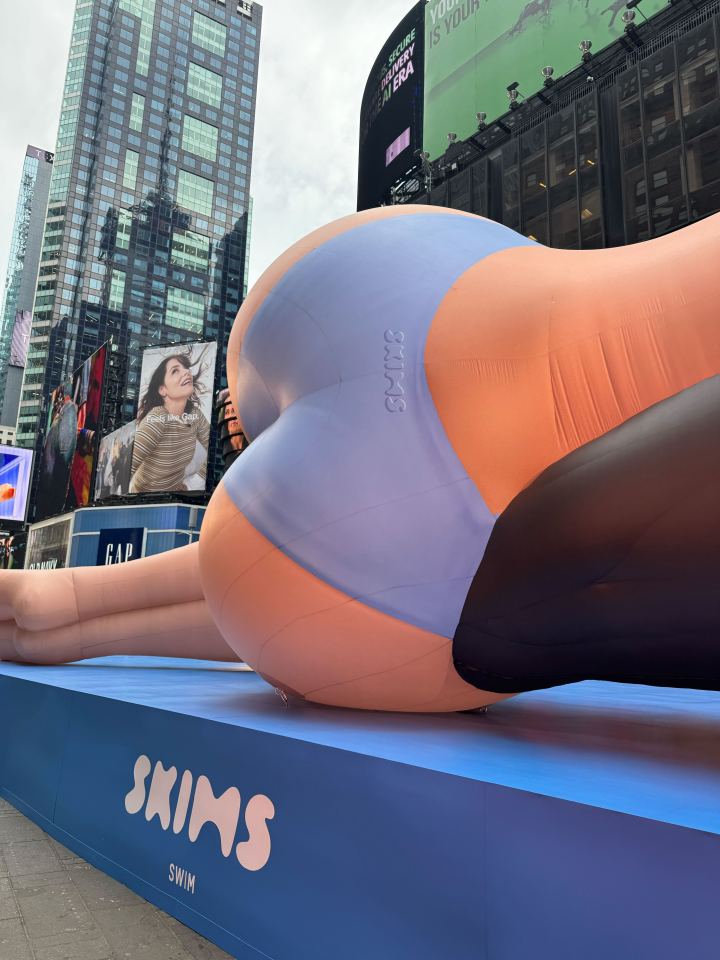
[0,146,54,431]
[17,0,262,493]
[382,1,720,251]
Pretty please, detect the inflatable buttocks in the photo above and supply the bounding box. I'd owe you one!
[1,206,717,711]
[199,206,720,711]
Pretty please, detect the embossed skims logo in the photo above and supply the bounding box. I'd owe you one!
[124,755,275,873]
[384,329,406,413]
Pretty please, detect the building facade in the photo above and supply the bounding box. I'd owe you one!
[0,146,54,436]
[361,0,720,254]
[17,0,261,498]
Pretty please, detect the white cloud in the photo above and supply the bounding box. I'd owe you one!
[0,2,72,292]
[248,0,413,283]
[0,0,413,292]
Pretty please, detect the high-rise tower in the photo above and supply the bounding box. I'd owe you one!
[17,0,261,492]
[0,146,54,439]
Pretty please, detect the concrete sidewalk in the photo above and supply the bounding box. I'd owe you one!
[0,798,231,960]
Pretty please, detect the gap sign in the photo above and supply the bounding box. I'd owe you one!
[96,527,145,566]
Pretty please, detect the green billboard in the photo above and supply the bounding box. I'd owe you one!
[424,0,669,160]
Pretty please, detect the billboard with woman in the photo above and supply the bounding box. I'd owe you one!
[130,341,217,494]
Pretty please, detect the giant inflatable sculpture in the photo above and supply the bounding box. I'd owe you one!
[0,206,718,711]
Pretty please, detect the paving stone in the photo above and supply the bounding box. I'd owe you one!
[48,838,85,864]
[0,811,231,959]
[14,870,99,949]
[0,917,33,960]
[1,839,60,877]
[67,862,144,911]
[32,934,114,960]
[93,903,193,960]
[0,879,18,923]
[0,800,18,817]
[164,917,233,960]
[11,871,69,892]
[0,814,46,843]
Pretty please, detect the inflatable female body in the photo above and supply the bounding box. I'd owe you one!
[0,207,718,712]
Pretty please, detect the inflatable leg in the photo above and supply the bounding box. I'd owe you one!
[0,543,239,664]
[453,376,720,692]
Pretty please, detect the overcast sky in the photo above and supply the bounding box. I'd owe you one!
[0,0,412,291]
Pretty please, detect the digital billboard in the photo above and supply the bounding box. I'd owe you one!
[67,345,107,509]
[10,310,31,366]
[215,387,246,469]
[35,343,108,520]
[357,1,425,210]
[0,532,26,570]
[0,445,33,523]
[423,0,668,161]
[94,420,137,500]
[130,341,217,494]
[25,515,72,570]
[35,380,76,520]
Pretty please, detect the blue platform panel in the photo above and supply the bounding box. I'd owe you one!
[1,658,719,960]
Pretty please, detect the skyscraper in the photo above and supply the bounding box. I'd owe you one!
[17,0,261,496]
[0,146,54,437]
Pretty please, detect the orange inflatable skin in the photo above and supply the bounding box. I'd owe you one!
[425,228,720,513]
[0,207,718,713]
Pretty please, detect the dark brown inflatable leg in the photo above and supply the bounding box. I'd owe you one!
[453,376,720,694]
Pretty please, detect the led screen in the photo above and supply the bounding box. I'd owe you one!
[10,310,31,366]
[0,532,26,570]
[423,0,668,161]
[35,380,76,520]
[357,1,425,210]
[0,445,33,523]
[215,386,246,467]
[35,344,108,520]
[94,420,137,501]
[130,340,217,494]
[66,345,107,509]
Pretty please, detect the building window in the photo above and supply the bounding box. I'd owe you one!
[118,0,156,76]
[679,23,719,116]
[686,128,720,217]
[116,210,133,249]
[187,62,222,107]
[548,133,576,189]
[166,286,205,332]
[647,148,687,236]
[123,149,140,189]
[177,169,214,216]
[109,269,126,310]
[182,115,218,161]
[171,229,211,269]
[580,189,603,249]
[130,93,145,131]
[192,12,226,56]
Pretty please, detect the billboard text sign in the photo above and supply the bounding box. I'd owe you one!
[357,2,425,210]
[97,527,146,566]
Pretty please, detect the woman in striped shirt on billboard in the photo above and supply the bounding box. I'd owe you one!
[129,350,211,494]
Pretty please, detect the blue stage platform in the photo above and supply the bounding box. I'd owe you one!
[1,658,719,959]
